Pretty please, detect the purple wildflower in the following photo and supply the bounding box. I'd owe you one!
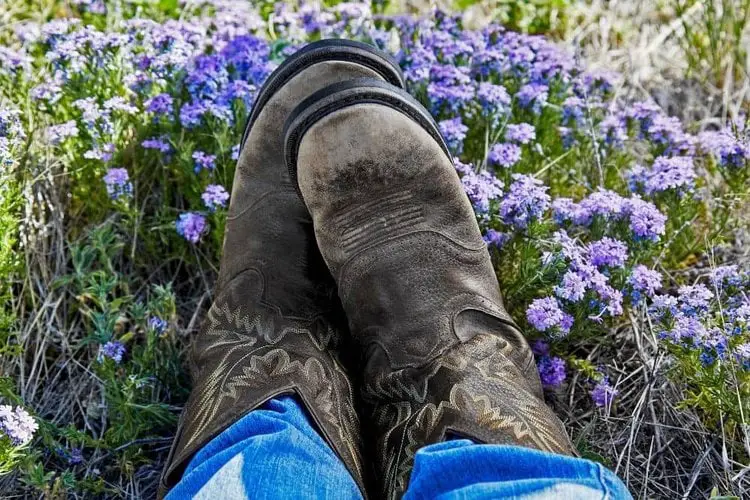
[68,447,84,465]
[103,167,132,200]
[516,83,548,113]
[590,377,618,407]
[504,123,536,144]
[176,212,207,244]
[677,284,713,315]
[483,229,509,248]
[231,144,240,161]
[0,406,37,446]
[438,117,468,155]
[562,96,585,124]
[526,297,573,337]
[145,93,174,115]
[192,151,216,173]
[476,82,511,115]
[623,196,666,241]
[201,184,230,211]
[31,83,63,104]
[555,270,588,302]
[698,129,749,168]
[588,237,628,268]
[551,198,590,225]
[710,265,739,287]
[499,174,550,229]
[537,356,567,388]
[488,143,522,168]
[98,341,126,364]
[650,294,679,318]
[46,120,78,144]
[148,316,168,335]
[735,343,750,367]
[142,136,172,154]
[84,142,114,162]
[532,340,550,356]
[628,265,662,300]
[579,189,625,221]
[457,161,503,214]
[635,156,697,195]
[600,114,627,146]
[180,100,208,128]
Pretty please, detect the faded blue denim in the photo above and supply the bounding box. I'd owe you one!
[167,396,632,499]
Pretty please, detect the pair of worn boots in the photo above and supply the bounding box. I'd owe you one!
[160,40,574,499]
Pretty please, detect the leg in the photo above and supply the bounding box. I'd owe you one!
[405,440,632,500]
[167,396,363,500]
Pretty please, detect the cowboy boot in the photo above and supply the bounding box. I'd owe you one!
[285,78,576,499]
[159,42,404,498]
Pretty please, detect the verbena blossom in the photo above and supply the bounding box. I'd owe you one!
[455,160,503,214]
[476,82,510,116]
[677,284,713,316]
[505,123,536,144]
[98,341,126,363]
[488,142,521,168]
[142,136,172,154]
[438,117,468,155]
[590,377,618,407]
[483,229,508,248]
[555,270,587,302]
[587,237,628,268]
[102,167,132,200]
[499,174,550,229]
[46,120,78,144]
[628,265,662,301]
[631,156,697,195]
[201,184,230,211]
[145,93,174,116]
[698,128,749,168]
[67,447,84,465]
[526,297,573,337]
[0,406,37,446]
[176,212,207,243]
[516,83,548,113]
[537,356,567,388]
[192,151,216,173]
[148,316,168,335]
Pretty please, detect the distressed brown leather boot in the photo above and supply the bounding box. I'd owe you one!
[159,42,404,498]
[285,79,576,499]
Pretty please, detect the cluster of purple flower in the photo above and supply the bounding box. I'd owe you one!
[530,228,664,339]
[98,340,126,364]
[102,168,132,200]
[455,160,503,214]
[148,316,168,335]
[175,212,207,244]
[532,341,567,388]
[553,189,666,241]
[650,266,750,368]
[697,124,750,169]
[0,405,37,446]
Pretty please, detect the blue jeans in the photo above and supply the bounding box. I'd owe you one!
[167,396,632,499]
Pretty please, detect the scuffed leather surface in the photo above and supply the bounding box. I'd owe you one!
[296,104,576,499]
[159,61,384,498]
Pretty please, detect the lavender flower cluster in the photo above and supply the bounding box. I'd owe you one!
[0,405,37,446]
[650,267,750,369]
